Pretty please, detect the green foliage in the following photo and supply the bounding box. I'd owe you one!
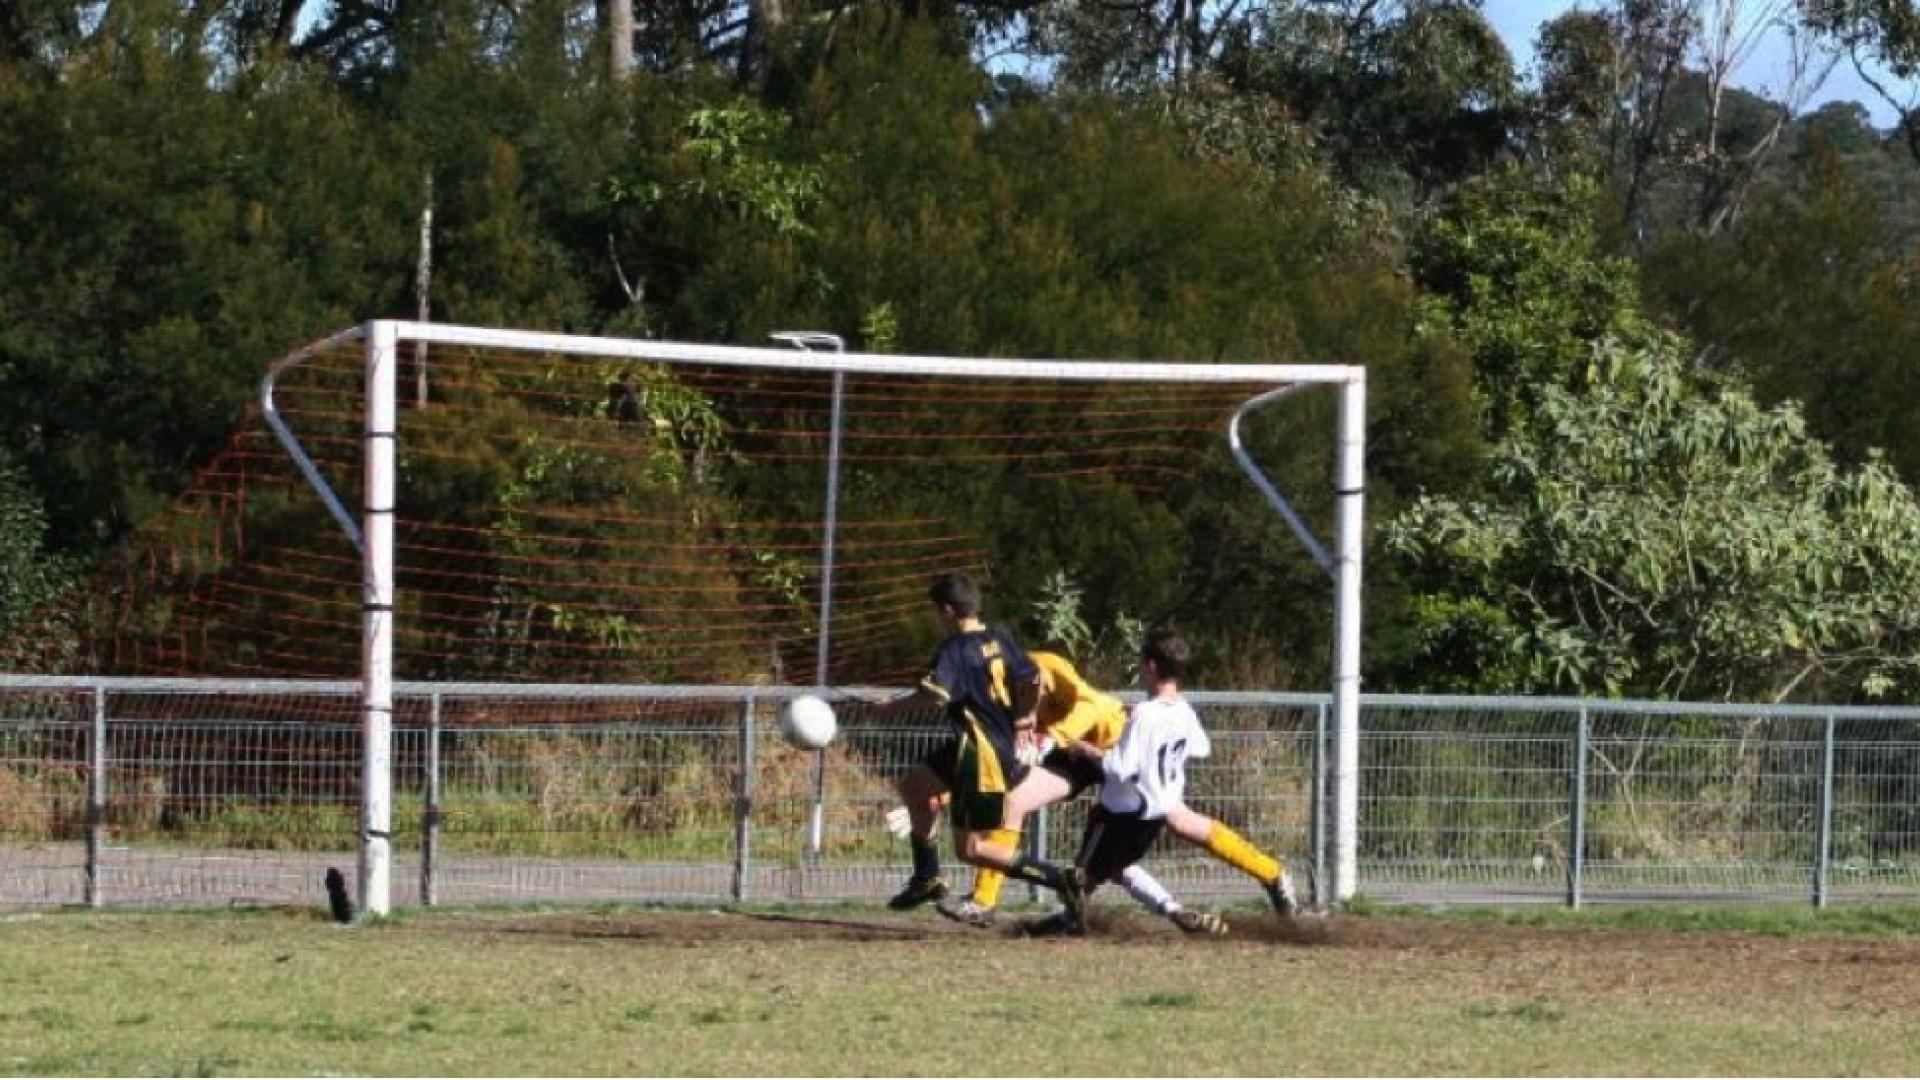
[4,2,1916,701]
[0,451,72,661]
[1391,161,1920,701]
[1800,0,1920,161]
[1386,336,1920,700]
[806,23,1475,671]
[1030,571,1093,656]
[1411,169,1651,436]
[676,105,824,236]
[0,25,419,554]
[858,302,900,353]
[394,355,752,681]
[1644,134,1920,481]
[1026,570,1146,684]
[1223,0,1520,199]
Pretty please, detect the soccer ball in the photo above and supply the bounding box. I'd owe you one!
[779,694,837,750]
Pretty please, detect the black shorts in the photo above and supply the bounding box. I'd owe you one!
[1075,805,1165,887]
[1039,748,1104,797]
[922,735,964,788]
[920,727,1026,832]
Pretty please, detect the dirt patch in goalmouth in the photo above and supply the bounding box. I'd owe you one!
[450,904,1920,993]
[446,903,1920,1022]
[460,908,978,945]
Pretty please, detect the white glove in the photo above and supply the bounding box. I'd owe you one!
[884,804,912,840]
[1016,740,1043,768]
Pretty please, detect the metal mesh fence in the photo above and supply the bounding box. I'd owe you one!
[1580,710,1821,898]
[0,689,91,906]
[1830,717,1920,900]
[5,678,1920,911]
[1360,704,1573,898]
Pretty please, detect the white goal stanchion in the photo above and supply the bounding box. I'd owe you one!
[262,320,1366,917]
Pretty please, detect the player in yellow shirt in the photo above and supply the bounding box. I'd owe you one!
[931,649,1298,931]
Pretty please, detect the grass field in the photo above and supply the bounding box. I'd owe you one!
[6,902,1920,1076]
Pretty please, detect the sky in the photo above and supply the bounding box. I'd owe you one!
[1482,0,1907,126]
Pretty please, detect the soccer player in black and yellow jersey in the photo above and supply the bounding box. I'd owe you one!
[867,574,1083,918]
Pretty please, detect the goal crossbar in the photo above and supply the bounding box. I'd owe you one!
[389,320,1363,384]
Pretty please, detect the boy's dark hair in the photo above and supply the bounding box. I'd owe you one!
[1141,628,1190,681]
[928,573,982,617]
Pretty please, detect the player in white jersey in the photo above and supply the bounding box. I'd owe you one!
[1025,628,1298,937]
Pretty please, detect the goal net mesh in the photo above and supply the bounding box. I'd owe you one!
[21,334,1307,687]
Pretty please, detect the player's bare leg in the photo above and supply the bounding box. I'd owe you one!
[952,825,1080,920]
[888,762,951,910]
[950,767,1075,924]
[1165,805,1297,917]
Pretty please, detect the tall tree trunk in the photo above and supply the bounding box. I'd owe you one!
[609,0,634,80]
[741,0,785,85]
[272,0,304,49]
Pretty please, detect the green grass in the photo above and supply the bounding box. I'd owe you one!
[6,904,1920,1076]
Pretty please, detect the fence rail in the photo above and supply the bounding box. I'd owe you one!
[4,677,1919,911]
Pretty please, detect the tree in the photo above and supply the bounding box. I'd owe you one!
[1643,133,1920,480]
[1387,336,1920,701]
[0,12,421,555]
[1409,170,1651,438]
[1800,0,1920,161]
[1218,0,1520,200]
[0,447,77,672]
[1393,163,1920,701]
[1020,0,1256,97]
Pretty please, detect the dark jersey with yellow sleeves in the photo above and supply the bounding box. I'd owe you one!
[919,628,1039,829]
[920,628,1039,751]
[1030,651,1127,750]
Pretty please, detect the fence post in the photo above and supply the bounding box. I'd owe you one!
[733,695,756,903]
[85,685,106,908]
[1312,700,1329,910]
[1568,705,1588,910]
[421,691,442,907]
[806,751,827,868]
[1815,712,1835,910]
[1027,803,1047,905]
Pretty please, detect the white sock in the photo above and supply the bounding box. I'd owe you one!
[1118,864,1180,916]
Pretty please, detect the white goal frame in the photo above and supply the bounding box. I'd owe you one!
[262,320,1366,918]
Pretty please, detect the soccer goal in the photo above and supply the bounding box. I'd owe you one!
[259,321,1365,916]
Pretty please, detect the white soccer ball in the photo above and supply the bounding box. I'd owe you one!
[780,694,837,750]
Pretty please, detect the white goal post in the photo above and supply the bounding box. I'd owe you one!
[261,320,1366,918]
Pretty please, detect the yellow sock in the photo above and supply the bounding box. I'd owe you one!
[969,828,1022,908]
[1205,822,1282,884]
[971,867,1006,908]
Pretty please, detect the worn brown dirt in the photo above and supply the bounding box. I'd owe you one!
[458,903,1920,1010]
[466,908,971,945]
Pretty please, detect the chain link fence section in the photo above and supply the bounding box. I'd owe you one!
[1359,701,1574,901]
[1830,715,1920,901]
[0,687,91,906]
[1579,708,1822,900]
[6,677,1920,911]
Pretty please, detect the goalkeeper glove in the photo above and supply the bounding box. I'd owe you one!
[884,804,912,840]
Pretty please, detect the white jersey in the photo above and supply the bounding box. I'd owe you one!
[1099,696,1211,819]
